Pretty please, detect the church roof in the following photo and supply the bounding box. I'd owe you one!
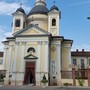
[71,50,90,57]
[28,5,49,15]
[50,5,59,11]
[16,7,25,14]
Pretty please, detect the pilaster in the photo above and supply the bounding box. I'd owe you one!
[20,42,26,72]
[2,47,8,70]
[44,41,49,85]
[36,41,42,86]
[56,43,61,85]
[5,45,12,84]
[12,42,19,85]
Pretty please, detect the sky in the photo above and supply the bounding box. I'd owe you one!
[0,0,90,51]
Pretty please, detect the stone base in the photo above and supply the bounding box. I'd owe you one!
[57,80,62,86]
[36,81,41,86]
[4,80,23,86]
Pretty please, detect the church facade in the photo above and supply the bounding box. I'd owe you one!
[3,0,73,86]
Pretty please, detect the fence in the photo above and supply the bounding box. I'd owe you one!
[61,68,90,86]
[61,70,87,79]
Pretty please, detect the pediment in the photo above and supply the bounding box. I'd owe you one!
[13,24,50,36]
[24,54,38,59]
[21,29,43,35]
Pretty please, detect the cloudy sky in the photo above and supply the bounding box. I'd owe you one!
[0,0,90,51]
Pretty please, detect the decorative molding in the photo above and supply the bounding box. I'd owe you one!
[12,72,24,73]
[44,41,49,45]
[51,42,61,45]
[61,45,71,48]
[37,41,42,45]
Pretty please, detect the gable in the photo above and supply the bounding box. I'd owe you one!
[24,54,38,59]
[21,28,43,35]
[13,24,51,36]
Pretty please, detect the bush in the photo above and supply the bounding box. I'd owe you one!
[0,74,5,83]
[63,83,72,86]
[78,79,85,86]
[41,74,48,84]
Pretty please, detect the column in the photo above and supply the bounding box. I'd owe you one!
[44,41,49,85]
[68,46,72,71]
[57,43,61,85]
[19,42,26,85]
[2,47,7,70]
[36,41,42,86]
[72,67,76,86]
[87,68,90,86]
[12,42,19,85]
[20,42,26,72]
[5,45,12,84]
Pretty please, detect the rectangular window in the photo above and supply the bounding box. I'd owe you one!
[81,59,84,69]
[15,19,20,27]
[81,59,84,64]
[88,59,90,65]
[73,59,77,65]
[0,59,3,64]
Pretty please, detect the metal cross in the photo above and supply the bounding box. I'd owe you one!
[20,3,23,8]
[53,0,56,5]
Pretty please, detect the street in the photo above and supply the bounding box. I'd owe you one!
[0,86,90,90]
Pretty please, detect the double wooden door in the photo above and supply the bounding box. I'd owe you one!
[24,62,35,85]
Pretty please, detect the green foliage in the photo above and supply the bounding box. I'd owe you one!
[78,79,85,86]
[0,74,5,82]
[41,74,48,84]
[63,83,72,86]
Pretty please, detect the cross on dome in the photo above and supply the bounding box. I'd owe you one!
[53,0,56,5]
[36,0,45,2]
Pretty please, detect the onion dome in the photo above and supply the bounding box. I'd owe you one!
[28,5,49,15]
[50,5,59,11]
[16,7,25,14]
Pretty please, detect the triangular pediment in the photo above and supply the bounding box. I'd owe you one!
[24,54,38,59]
[13,24,51,36]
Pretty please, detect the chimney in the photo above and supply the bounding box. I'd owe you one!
[76,49,78,52]
[82,49,84,52]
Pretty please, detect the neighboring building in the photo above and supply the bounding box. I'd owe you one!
[71,49,90,70]
[3,0,73,86]
[0,52,3,70]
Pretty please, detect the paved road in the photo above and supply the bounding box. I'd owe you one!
[0,86,90,90]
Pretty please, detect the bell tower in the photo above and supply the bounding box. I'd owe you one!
[48,4,61,36]
[12,6,26,34]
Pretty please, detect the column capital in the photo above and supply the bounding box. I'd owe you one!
[44,41,49,45]
[37,41,42,45]
[15,42,20,45]
[21,42,26,45]
[4,47,8,49]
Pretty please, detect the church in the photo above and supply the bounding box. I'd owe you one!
[3,0,73,86]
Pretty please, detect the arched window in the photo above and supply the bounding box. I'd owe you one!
[15,19,20,27]
[52,18,56,26]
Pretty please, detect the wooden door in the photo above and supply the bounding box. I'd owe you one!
[24,62,35,85]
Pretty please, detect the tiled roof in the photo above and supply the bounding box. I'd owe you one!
[0,52,3,57]
[50,5,59,11]
[71,51,90,57]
